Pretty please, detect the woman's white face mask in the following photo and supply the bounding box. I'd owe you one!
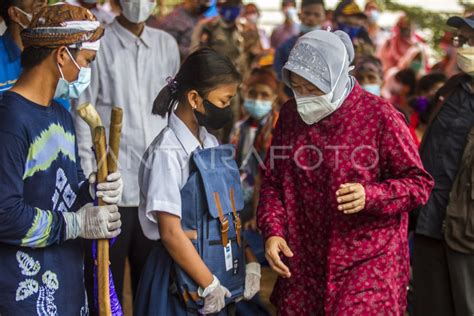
[292,50,347,125]
[294,91,337,125]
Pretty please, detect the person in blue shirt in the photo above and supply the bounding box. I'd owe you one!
[0,0,45,93]
[273,0,326,97]
[0,4,123,315]
[0,0,72,110]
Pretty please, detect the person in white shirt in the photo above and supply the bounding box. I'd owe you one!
[135,48,261,315]
[72,0,180,310]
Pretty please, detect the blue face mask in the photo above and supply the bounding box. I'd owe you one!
[299,23,321,34]
[338,23,363,40]
[54,48,92,100]
[362,84,381,96]
[219,6,241,23]
[244,99,273,120]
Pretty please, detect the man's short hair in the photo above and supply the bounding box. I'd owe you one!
[21,47,79,70]
[301,0,325,9]
[282,0,297,8]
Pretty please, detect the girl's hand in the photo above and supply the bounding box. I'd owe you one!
[336,183,366,214]
[244,262,261,300]
[198,275,231,315]
[265,236,293,278]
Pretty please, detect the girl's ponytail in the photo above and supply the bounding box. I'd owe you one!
[152,77,178,117]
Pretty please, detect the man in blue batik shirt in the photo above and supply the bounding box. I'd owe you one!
[0,4,123,314]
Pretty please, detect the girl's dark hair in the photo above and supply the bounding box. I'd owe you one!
[152,49,242,117]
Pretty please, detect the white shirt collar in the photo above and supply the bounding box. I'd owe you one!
[169,112,217,156]
[111,19,152,48]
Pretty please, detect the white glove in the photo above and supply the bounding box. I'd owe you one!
[89,172,123,205]
[198,275,231,315]
[244,262,261,300]
[62,203,122,240]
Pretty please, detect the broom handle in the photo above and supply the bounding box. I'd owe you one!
[107,107,123,174]
[94,126,112,316]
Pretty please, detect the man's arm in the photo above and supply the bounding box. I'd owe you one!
[0,131,66,247]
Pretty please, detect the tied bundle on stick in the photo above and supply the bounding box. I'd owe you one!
[77,103,123,316]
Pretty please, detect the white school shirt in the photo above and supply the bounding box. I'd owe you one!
[73,19,180,207]
[138,112,219,240]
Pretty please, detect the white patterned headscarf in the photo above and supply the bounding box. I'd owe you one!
[282,30,356,104]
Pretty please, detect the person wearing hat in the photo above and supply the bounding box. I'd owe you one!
[413,14,474,316]
[257,29,433,315]
[334,0,374,58]
[73,0,180,309]
[0,0,83,111]
[0,3,123,314]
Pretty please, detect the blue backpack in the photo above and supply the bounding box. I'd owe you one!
[173,144,246,311]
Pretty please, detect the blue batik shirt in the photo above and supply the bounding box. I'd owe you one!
[0,92,93,315]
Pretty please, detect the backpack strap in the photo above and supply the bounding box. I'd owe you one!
[230,188,242,248]
[213,192,229,247]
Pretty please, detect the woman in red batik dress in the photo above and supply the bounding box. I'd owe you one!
[257,30,434,316]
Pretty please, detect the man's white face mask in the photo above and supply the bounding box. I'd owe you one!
[457,45,474,76]
[120,0,155,24]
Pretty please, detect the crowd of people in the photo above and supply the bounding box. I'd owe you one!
[0,0,473,315]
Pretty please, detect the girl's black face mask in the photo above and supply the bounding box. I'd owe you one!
[195,99,233,130]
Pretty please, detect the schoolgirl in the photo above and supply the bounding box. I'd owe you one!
[135,48,261,315]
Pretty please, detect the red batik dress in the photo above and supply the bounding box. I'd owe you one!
[257,84,434,316]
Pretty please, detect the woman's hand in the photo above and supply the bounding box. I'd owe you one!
[265,236,293,278]
[336,183,366,214]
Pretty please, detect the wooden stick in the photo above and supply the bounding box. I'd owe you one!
[94,126,112,316]
[107,107,123,174]
[77,103,103,141]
